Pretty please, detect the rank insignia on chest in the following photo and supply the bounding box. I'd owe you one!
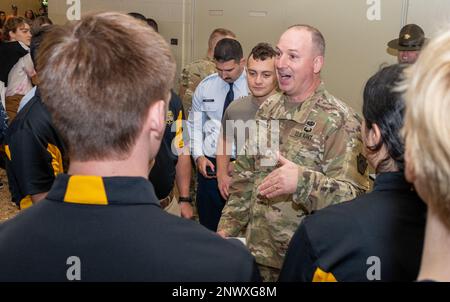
[291,128,313,141]
[357,153,368,176]
[304,120,317,133]
[166,110,174,125]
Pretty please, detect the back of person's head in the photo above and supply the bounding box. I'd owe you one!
[2,16,30,41]
[146,18,158,32]
[363,64,406,172]
[402,28,450,230]
[31,15,52,35]
[208,28,236,51]
[214,38,243,63]
[288,24,326,57]
[37,12,175,161]
[362,64,405,171]
[249,42,277,61]
[30,25,52,67]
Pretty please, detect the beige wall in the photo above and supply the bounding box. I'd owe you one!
[407,0,450,37]
[48,0,192,86]
[45,0,448,113]
[0,0,41,16]
[193,0,402,112]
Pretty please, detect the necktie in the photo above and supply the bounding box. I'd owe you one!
[222,83,234,116]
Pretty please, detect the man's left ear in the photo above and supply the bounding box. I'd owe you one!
[313,56,324,74]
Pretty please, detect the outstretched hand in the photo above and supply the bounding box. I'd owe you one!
[258,153,299,199]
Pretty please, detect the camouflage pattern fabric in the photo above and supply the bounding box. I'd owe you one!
[218,83,370,280]
[178,57,216,113]
[258,264,280,282]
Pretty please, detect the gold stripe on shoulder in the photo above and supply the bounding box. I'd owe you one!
[176,110,184,148]
[20,195,33,210]
[47,143,64,175]
[312,267,337,282]
[64,176,108,205]
[4,145,11,161]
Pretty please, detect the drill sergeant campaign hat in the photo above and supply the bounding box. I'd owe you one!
[388,24,428,51]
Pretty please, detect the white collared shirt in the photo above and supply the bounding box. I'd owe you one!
[188,71,249,161]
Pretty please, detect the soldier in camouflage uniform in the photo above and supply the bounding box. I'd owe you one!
[178,28,236,113]
[217,25,370,281]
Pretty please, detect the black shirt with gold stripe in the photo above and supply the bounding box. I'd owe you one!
[279,172,426,282]
[0,174,260,281]
[4,89,66,209]
[149,91,186,199]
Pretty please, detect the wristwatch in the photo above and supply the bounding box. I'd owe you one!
[178,196,193,203]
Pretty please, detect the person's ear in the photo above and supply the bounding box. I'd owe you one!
[313,55,324,74]
[240,57,246,68]
[366,123,382,148]
[144,99,166,141]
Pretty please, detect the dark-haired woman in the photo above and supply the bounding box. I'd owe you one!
[279,64,426,282]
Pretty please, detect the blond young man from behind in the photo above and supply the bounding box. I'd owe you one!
[0,12,260,282]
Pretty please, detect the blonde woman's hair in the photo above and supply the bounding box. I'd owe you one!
[401,27,450,230]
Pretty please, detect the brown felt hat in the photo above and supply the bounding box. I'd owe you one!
[388,24,427,51]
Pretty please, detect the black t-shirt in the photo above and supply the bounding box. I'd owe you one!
[149,91,186,199]
[4,89,67,209]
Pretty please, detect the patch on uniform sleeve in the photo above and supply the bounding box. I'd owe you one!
[166,110,174,125]
[357,153,368,176]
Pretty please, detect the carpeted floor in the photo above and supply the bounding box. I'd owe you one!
[0,169,19,222]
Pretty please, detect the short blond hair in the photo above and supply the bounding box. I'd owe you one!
[402,27,450,230]
[38,12,175,161]
[208,28,236,51]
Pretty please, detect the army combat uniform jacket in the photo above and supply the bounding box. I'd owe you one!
[218,83,370,272]
[179,57,216,113]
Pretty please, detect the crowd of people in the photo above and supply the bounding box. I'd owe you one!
[0,8,448,283]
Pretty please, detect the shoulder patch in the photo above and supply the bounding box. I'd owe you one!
[166,110,175,125]
[357,153,368,176]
